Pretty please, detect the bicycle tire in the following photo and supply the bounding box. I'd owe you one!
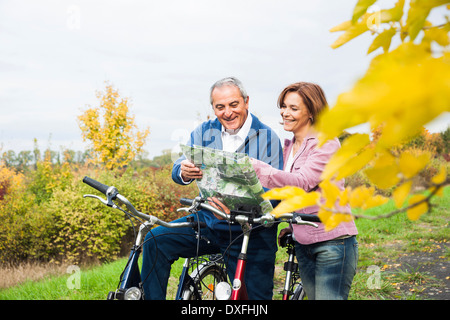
[181,261,228,300]
[291,282,306,300]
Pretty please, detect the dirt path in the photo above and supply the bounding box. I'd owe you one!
[385,242,449,300]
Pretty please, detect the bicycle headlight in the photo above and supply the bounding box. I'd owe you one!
[214,282,232,300]
[124,287,142,300]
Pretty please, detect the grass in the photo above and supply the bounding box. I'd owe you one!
[1,187,448,300]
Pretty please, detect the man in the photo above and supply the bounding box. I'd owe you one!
[141,77,283,299]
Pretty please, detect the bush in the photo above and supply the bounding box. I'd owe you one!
[0,164,53,263]
[0,160,199,264]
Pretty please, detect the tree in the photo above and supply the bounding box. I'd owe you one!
[78,83,150,170]
[264,0,449,231]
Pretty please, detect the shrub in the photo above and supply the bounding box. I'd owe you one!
[0,159,201,264]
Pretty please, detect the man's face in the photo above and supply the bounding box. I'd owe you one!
[211,85,249,131]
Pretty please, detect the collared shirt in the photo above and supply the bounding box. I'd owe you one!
[284,147,295,173]
[251,133,358,245]
[221,112,252,152]
[178,112,253,184]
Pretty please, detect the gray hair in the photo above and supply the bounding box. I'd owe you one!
[209,77,248,105]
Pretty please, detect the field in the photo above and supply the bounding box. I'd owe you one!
[0,187,448,300]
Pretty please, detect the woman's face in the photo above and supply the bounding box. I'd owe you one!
[280,91,311,133]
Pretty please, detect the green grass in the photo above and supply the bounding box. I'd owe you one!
[1,187,448,300]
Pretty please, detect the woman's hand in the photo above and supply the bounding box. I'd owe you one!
[207,197,230,220]
[278,226,293,246]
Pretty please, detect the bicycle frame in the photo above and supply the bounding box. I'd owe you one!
[280,233,298,300]
[107,222,147,300]
[179,197,319,300]
[230,222,250,300]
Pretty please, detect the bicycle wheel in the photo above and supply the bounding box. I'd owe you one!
[181,260,228,300]
[291,282,306,300]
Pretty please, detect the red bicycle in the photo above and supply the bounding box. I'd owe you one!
[178,197,320,300]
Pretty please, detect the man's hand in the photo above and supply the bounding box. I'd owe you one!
[180,159,203,182]
[208,197,230,220]
[278,226,293,247]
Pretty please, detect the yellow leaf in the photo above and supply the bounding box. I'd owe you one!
[349,186,376,208]
[335,147,375,180]
[330,20,353,32]
[373,150,396,166]
[407,194,429,220]
[431,186,444,197]
[318,42,450,151]
[262,186,306,200]
[431,165,447,185]
[367,27,397,54]
[339,187,351,207]
[393,181,412,208]
[365,164,400,189]
[321,134,371,179]
[330,13,370,49]
[407,0,449,41]
[398,151,430,178]
[270,193,320,218]
[424,22,450,46]
[379,0,405,22]
[317,208,332,224]
[362,194,389,209]
[352,0,377,23]
[319,209,354,231]
[319,180,341,209]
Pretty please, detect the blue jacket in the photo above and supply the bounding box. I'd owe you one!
[172,113,283,231]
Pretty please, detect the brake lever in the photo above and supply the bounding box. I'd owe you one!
[294,216,319,228]
[83,194,119,209]
[177,197,202,214]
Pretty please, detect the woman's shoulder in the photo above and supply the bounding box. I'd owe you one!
[310,135,340,150]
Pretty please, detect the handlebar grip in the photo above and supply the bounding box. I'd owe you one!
[83,176,110,195]
[180,198,194,206]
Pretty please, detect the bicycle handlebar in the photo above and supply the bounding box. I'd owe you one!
[82,176,206,229]
[82,176,319,230]
[83,176,110,195]
[179,197,321,227]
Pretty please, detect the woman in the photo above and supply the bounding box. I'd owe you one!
[251,82,358,300]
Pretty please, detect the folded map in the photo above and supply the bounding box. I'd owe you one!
[180,144,273,215]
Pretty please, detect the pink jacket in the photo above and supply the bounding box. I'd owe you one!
[252,133,358,245]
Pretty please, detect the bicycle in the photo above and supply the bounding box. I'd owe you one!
[83,176,320,300]
[279,232,306,300]
[177,197,320,300]
[82,176,227,300]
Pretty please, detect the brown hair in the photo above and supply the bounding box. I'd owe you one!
[277,82,328,124]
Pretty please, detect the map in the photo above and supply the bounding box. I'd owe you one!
[180,144,273,215]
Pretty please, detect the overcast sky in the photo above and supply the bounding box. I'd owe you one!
[1,0,448,159]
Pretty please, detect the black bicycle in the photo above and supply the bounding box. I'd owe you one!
[279,232,306,300]
[82,176,227,300]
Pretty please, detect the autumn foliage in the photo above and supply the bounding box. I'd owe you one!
[78,83,150,170]
[263,0,449,231]
[1,1,449,265]
[0,156,197,264]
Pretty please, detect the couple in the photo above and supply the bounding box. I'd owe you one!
[141,77,358,300]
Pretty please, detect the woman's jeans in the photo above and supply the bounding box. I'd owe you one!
[140,210,278,300]
[295,236,358,300]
